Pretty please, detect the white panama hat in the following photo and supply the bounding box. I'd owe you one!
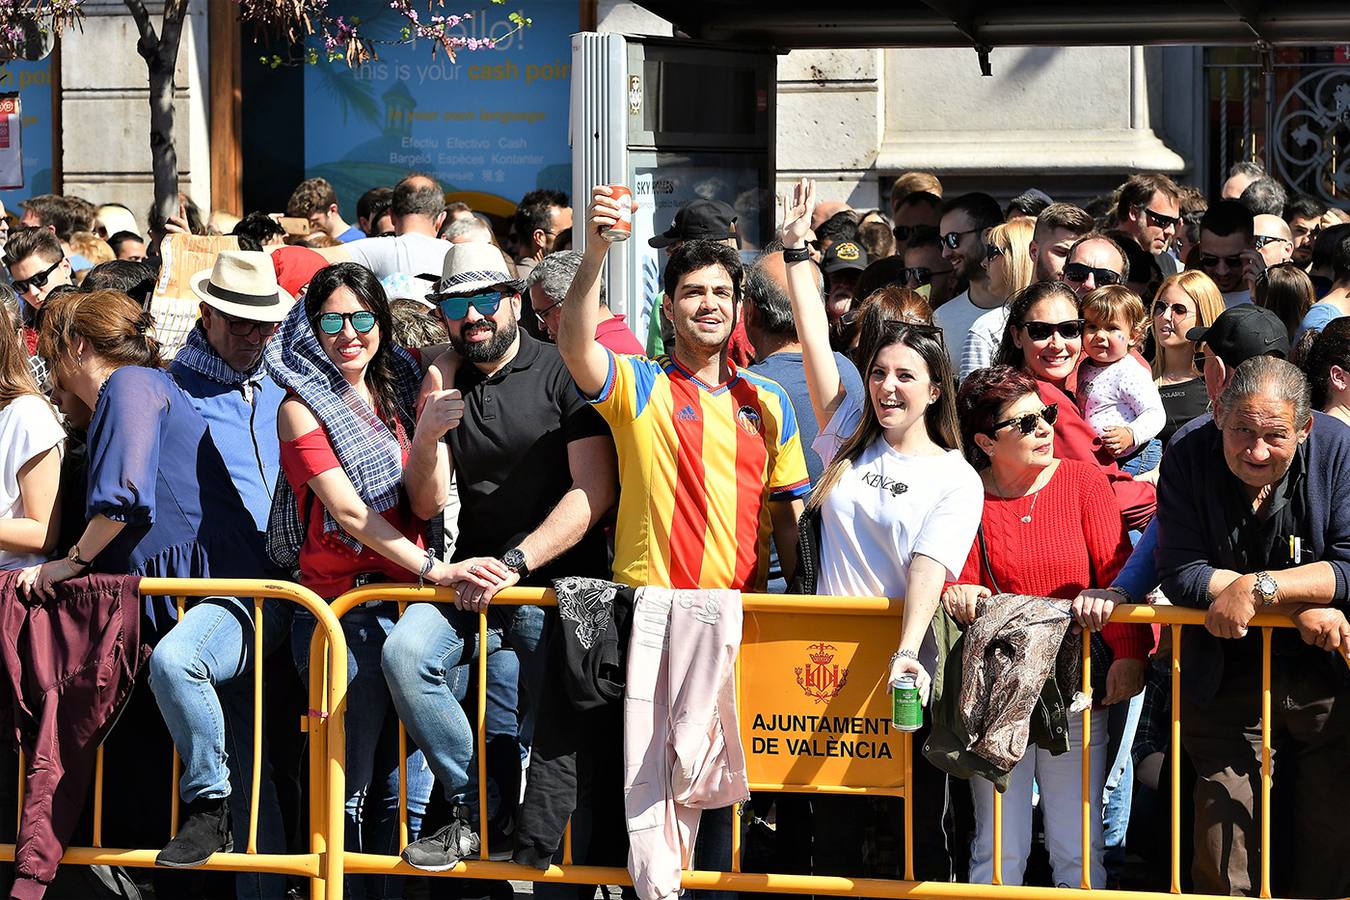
[190,251,296,323]
[423,242,523,300]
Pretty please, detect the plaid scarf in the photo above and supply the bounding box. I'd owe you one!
[262,299,420,554]
[174,324,256,387]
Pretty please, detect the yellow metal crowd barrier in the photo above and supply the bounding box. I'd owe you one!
[0,578,350,899]
[3,578,1343,900]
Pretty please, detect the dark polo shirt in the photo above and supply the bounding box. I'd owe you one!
[1157,411,1350,704]
[448,330,611,582]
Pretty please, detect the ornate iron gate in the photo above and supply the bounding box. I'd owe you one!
[1204,46,1350,207]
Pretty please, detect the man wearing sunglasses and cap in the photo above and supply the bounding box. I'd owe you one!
[820,239,868,325]
[391,241,617,871]
[149,251,295,880]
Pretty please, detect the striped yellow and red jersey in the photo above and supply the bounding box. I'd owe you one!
[589,351,810,591]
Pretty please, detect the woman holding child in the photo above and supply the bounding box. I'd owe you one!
[991,281,1156,530]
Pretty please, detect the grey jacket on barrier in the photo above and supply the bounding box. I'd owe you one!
[924,596,1082,790]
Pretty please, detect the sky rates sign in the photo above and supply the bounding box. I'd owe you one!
[303,0,576,219]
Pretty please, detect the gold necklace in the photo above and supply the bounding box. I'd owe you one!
[992,470,1040,524]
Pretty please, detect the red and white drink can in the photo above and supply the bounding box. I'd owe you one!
[601,185,633,242]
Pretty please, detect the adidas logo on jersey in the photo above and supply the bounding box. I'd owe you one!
[676,404,700,422]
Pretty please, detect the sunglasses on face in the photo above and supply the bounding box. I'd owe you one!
[1152,300,1192,319]
[992,403,1059,435]
[1062,262,1123,286]
[1139,207,1180,230]
[533,295,564,325]
[436,291,504,321]
[10,256,63,294]
[1022,319,1085,341]
[902,265,954,287]
[1254,234,1292,250]
[217,309,279,338]
[893,224,938,244]
[985,243,1005,261]
[1200,253,1243,270]
[941,228,980,250]
[315,310,377,335]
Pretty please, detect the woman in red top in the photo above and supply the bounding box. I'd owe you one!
[946,366,1151,889]
[269,263,507,897]
[991,280,1155,530]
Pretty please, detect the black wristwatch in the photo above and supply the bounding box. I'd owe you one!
[501,547,530,579]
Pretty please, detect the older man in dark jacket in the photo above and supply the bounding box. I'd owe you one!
[1157,356,1350,898]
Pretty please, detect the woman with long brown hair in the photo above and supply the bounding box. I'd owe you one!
[268,263,503,895]
[782,177,983,881]
[992,280,1155,529]
[0,298,62,570]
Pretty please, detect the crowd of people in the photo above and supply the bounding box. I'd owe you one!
[0,159,1347,900]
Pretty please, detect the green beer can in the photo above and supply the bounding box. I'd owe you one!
[892,674,922,732]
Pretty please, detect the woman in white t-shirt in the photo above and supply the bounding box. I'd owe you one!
[782,178,984,881]
[0,301,64,570]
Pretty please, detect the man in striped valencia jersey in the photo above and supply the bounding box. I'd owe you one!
[559,186,810,592]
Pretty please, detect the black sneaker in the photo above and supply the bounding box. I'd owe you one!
[156,797,233,868]
[401,806,480,872]
[486,810,515,862]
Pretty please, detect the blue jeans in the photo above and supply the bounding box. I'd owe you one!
[1120,437,1162,477]
[382,602,545,816]
[1103,691,1145,883]
[293,603,432,900]
[148,597,292,900]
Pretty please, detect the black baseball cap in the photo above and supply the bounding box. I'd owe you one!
[1186,304,1290,368]
[822,240,869,275]
[649,199,738,248]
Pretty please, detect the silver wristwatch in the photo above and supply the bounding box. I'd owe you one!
[1253,571,1278,606]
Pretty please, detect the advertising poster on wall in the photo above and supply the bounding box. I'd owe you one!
[303,0,576,221]
[0,60,53,211]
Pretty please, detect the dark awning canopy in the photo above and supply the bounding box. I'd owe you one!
[630,1,1350,50]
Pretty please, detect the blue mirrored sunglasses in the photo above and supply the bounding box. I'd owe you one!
[436,291,504,320]
[315,311,377,335]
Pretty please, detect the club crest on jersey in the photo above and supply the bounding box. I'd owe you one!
[736,405,763,436]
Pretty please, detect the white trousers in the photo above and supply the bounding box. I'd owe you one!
[969,710,1109,888]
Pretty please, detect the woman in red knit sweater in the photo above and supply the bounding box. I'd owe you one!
[946,365,1151,889]
[991,280,1155,531]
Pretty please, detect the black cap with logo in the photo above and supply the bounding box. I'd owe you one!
[649,199,738,248]
[1186,304,1291,369]
[822,240,869,275]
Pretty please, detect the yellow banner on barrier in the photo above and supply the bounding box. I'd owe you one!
[739,612,905,791]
